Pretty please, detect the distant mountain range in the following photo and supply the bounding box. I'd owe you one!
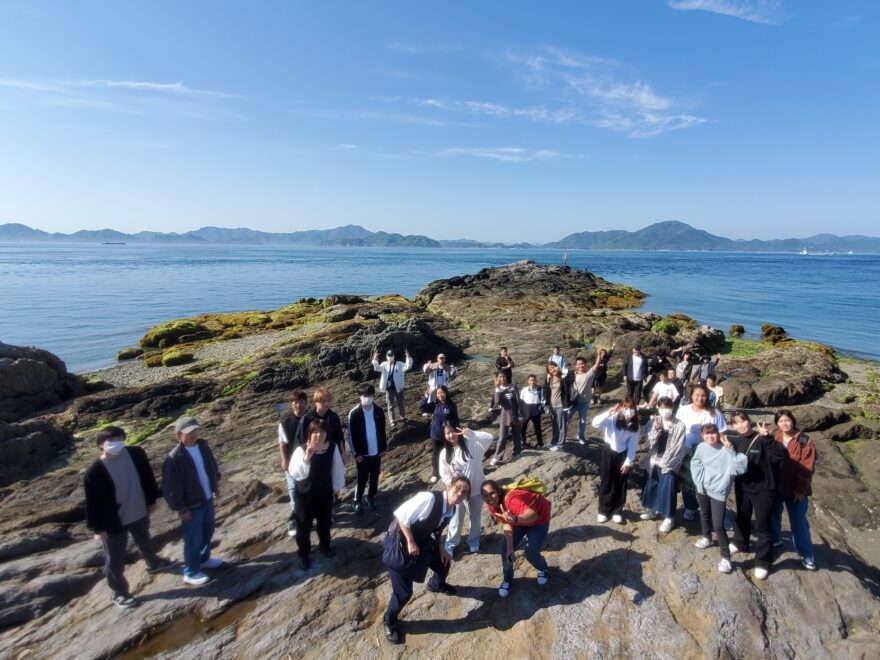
[2,220,878,252]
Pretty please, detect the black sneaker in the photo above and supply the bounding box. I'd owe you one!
[146,557,177,574]
[320,546,336,558]
[383,622,401,644]
[353,502,363,515]
[300,555,312,570]
[365,497,378,513]
[427,582,457,595]
[113,593,138,609]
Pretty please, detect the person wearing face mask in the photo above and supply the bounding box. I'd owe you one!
[278,389,308,536]
[162,415,223,586]
[84,426,173,609]
[592,399,641,524]
[372,348,413,428]
[347,383,387,515]
[640,397,688,533]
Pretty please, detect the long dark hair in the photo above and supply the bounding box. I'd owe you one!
[443,420,471,465]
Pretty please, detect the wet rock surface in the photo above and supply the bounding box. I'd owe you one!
[0,261,878,658]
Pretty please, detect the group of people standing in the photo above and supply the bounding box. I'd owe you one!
[83,341,818,650]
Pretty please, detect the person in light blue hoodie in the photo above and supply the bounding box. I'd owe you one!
[690,423,747,574]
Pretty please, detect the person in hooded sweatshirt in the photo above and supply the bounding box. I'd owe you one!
[728,411,787,580]
[690,423,747,574]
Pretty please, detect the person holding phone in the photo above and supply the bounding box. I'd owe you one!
[640,397,688,533]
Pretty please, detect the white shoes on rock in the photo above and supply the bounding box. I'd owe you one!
[694,537,713,549]
[718,558,733,574]
[754,567,769,580]
[640,511,657,521]
[659,518,674,533]
[611,514,624,524]
[596,514,608,523]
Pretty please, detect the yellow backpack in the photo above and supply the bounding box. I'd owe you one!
[502,477,546,495]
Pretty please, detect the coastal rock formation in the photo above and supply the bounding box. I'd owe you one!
[0,341,81,423]
[0,262,878,658]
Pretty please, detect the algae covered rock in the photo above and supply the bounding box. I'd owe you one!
[162,351,195,367]
[729,324,745,337]
[139,320,206,348]
[143,354,164,368]
[115,347,143,361]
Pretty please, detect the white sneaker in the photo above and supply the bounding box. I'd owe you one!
[577,437,586,445]
[489,457,498,467]
[596,514,608,523]
[200,558,224,569]
[694,537,713,549]
[498,581,510,597]
[640,511,656,521]
[727,542,740,554]
[718,558,733,574]
[754,567,769,580]
[183,572,210,586]
[548,445,560,452]
[612,514,624,524]
[659,518,674,533]
[802,557,817,571]
[537,570,549,585]
[468,542,480,554]
[683,509,697,521]
[428,475,438,484]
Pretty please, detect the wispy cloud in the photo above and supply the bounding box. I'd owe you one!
[387,41,458,55]
[831,15,860,30]
[0,76,241,119]
[667,0,789,26]
[354,110,478,127]
[435,147,585,163]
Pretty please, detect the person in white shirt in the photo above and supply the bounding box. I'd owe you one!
[347,383,388,515]
[422,353,457,404]
[438,424,493,555]
[381,477,471,644]
[592,400,641,524]
[647,371,681,409]
[548,346,567,375]
[519,374,545,447]
[289,418,345,569]
[372,348,413,428]
[623,345,647,403]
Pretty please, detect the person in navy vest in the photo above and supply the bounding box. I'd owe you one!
[347,382,388,515]
[84,426,173,609]
[381,476,471,644]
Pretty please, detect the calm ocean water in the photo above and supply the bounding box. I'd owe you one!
[1,243,878,372]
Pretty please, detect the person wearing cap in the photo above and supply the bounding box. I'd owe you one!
[623,345,647,403]
[372,348,413,428]
[162,415,223,586]
[84,425,174,609]
[422,353,457,405]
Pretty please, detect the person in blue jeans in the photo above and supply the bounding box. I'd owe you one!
[481,480,551,598]
[162,415,224,586]
[769,409,817,570]
[570,350,605,445]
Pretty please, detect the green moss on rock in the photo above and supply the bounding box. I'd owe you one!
[144,354,164,368]
[162,350,195,367]
[116,347,144,361]
[140,320,206,348]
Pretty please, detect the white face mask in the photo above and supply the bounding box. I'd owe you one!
[103,440,126,456]
[360,396,373,407]
[623,409,635,421]
[659,408,673,418]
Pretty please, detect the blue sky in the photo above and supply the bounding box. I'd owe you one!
[0,0,877,242]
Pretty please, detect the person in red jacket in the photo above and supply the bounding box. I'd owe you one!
[481,479,551,598]
[770,409,817,570]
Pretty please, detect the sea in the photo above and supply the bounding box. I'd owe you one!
[1,243,878,372]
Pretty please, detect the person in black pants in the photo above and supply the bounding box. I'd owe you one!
[418,385,459,483]
[381,476,471,644]
[288,419,345,569]
[623,345,647,403]
[84,426,173,608]
[347,382,388,515]
[295,388,348,465]
[728,411,787,580]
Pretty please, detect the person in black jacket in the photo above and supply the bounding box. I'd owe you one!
[162,415,222,587]
[544,361,576,451]
[295,388,348,465]
[623,345,648,403]
[418,385,459,483]
[348,383,388,515]
[278,389,308,536]
[84,426,172,608]
[728,411,787,580]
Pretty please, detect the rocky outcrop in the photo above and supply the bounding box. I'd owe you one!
[0,262,878,658]
[0,342,81,422]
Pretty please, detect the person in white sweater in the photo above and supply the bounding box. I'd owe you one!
[592,399,641,524]
[372,348,413,428]
[640,397,688,533]
[691,423,747,574]
[438,423,493,554]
